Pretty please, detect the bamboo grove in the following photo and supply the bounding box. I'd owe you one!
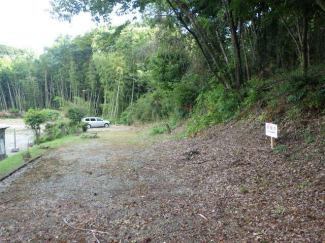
[0,25,157,119]
[1,0,325,123]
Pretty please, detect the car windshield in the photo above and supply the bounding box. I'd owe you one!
[97,118,103,121]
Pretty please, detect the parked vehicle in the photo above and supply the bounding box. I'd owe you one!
[81,117,110,128]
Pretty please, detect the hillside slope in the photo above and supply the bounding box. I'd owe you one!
[156,119,324,241]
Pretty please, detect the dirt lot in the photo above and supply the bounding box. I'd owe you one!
[0,121,324,242]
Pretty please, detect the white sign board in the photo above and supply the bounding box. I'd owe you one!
[265,123,278,138]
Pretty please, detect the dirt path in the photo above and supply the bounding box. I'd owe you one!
[0,122,324,242]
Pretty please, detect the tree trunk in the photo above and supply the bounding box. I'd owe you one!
[241,29,251,80]
[0,84,8,111]
[216,28,230,66]
[44,70,49,108]
[279,13,302,60]
[227,6,243,88]
[114,71,122,120]
[36,127,41,145]
[167,0,231,89]
[316,0,325,12]
[302,9,309,75]
[131,59,135,107]
[7,82,15,109]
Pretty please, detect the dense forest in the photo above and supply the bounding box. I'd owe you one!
[1,0,325,129]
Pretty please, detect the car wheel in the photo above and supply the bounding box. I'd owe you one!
[87,124,91,129]
[104,123,109,128]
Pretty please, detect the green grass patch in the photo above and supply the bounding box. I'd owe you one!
[274,145,288,153]
[0,152,26,178]
[239,186,249,194]
[0,135,80,178]
[150,119,180,136]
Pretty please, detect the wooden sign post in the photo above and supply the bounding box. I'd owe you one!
[265,123,278,149]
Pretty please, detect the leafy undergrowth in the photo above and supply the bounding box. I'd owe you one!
[186,65,325,136]
[150,119,181,135]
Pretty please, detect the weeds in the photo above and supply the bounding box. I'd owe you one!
[299,179,310,189]
[275,206,285,215]
[239,186,249,194]
[274,145,287,154]
[150,119,180,135]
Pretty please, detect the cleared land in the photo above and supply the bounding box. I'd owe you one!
[0,121,324,242]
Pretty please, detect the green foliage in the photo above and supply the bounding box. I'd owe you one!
[239,186,249,194]
[24,109,46,145]
[274,145,288,154]
[187,85,242,135]
[299,179,310,189]
[240,66,325,123]
[42,109,61,122]
[0,135,81,177]
[172,81,199,118]
[242,77,269,108]
[24,109,46,128]
[279,74,310,103]
[41,120,86,143]
[119,108,133,125]
[150,126,166,135]
[66,107,87,124]
[150,119,180,135]
[81,122,88,132]
[120,89,173,124]
[8,108,20,115]
[0,152,25,177]
[2,0,325,137]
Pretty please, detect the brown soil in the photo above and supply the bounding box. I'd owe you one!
[0,121,324,242]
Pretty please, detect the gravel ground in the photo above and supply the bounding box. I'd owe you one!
[0,121,324,242]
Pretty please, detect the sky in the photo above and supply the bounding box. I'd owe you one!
[0,0,139,55]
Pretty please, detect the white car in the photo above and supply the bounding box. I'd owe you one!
[81,117,110,128]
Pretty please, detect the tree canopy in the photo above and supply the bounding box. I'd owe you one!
[0,0,324,126]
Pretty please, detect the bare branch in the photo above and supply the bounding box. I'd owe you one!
[63,218,109,235]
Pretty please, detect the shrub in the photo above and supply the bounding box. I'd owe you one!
[172,82,199,117]
[8,108,20,116]
[40,120,87,143]
[239,186,249,194]
[39,135,54,143]
[66,107,87,124]
[243,77,268,108]
[42,109,60,122]
[119,108,132,125]
[24,109,46,145]
[44,123,61,138]
[187,85,242,135]
[150,119,180,135]
[150,126,166,135]
[261,69,325,120]
[120,89,173,124]
[81,122,88,132]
